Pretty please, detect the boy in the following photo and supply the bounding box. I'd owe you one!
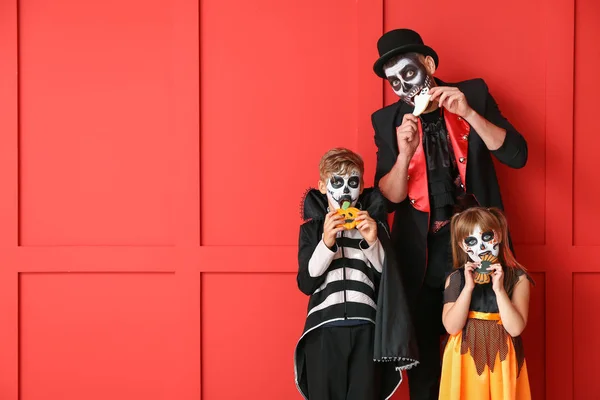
[293,148,418,400]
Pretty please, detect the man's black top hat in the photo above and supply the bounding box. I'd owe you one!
[373,29,439,78]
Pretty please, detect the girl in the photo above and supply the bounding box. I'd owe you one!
[439,207,532,400]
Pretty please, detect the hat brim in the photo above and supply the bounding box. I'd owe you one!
[373,44,439,78]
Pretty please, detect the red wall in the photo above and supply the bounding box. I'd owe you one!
[0,0,596,399]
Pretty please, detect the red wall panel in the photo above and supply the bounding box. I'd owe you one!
[201,273,307,399]
[19,0,177,246]
[573,273,600,398]
[200,0,361,246]
[573,0,600,246]
[522,273,546,400]
[20,273,178,400]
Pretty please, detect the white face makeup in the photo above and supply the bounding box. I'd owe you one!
[461,224,500,263]
[384,53,433,106]
[326,171,361,210]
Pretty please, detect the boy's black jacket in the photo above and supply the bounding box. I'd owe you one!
[299,187,419,368]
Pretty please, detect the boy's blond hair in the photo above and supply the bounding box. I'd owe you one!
[319,148,364,182]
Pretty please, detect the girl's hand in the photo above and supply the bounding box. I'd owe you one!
[464,262,478,291]
[488,263,505,294]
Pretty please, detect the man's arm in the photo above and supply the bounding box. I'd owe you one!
[463,107,506,151]
[373,113,420,206]
[479,82,528,169]
[430,80,528,169]
[378,156,410,204]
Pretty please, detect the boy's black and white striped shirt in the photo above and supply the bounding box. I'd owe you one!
[301,227,384,332]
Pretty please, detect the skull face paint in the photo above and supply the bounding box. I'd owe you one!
[461,224,500,263]
[384,54,433,106]
[326,171,361,210]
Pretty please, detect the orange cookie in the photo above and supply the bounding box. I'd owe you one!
[336,201,359,230]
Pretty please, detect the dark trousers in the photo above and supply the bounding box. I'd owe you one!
[407,228,452,400]
[303,323,382,400]
[406,284,444,400]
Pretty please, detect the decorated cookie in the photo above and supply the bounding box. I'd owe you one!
[412,87,432,116]
[336,201,360,230]
[474,254,499,285]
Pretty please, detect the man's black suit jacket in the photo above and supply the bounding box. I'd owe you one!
[371,78,527,300]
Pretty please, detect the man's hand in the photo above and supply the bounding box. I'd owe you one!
[429,86,475,119]
[396,114,420,162]
[323,211,344,249]
[355,211,378,246]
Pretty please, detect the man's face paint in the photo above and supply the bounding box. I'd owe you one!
[326,171,361,210]
[384,54,433,106]
[461,224,500,263]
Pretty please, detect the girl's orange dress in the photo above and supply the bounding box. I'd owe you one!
[439,268,531,400]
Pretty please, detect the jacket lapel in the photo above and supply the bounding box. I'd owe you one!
[380,101,405,156]
[405,111,471,214]
[444,109,470,189]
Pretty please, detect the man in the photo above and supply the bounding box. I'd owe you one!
[371,28,527,400]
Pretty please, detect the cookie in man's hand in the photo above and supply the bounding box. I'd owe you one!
[412,87,432,116]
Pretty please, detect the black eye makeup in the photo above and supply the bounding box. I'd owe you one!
[402,68,417,80]
[348,176,360,188]
[330,176,344,189]
[482,231,494,242]
[464,237,478,247]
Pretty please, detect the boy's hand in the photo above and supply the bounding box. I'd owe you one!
[355,211,378,246]
[323,211,344,248]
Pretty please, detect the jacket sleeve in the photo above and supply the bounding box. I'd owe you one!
[297,221,331,295]
[360,239,384,273]
[481,80,528,169]
[372,114,404,212]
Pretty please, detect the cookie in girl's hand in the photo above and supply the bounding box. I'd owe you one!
[474,254,499,284]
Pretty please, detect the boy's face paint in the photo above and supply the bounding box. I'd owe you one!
[461,224,500,263]
[384,54,433,106]
[326,171,361,210]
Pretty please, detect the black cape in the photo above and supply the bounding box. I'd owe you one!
[299,187,419,368]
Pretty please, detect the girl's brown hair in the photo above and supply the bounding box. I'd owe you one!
[451,207,526,292]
